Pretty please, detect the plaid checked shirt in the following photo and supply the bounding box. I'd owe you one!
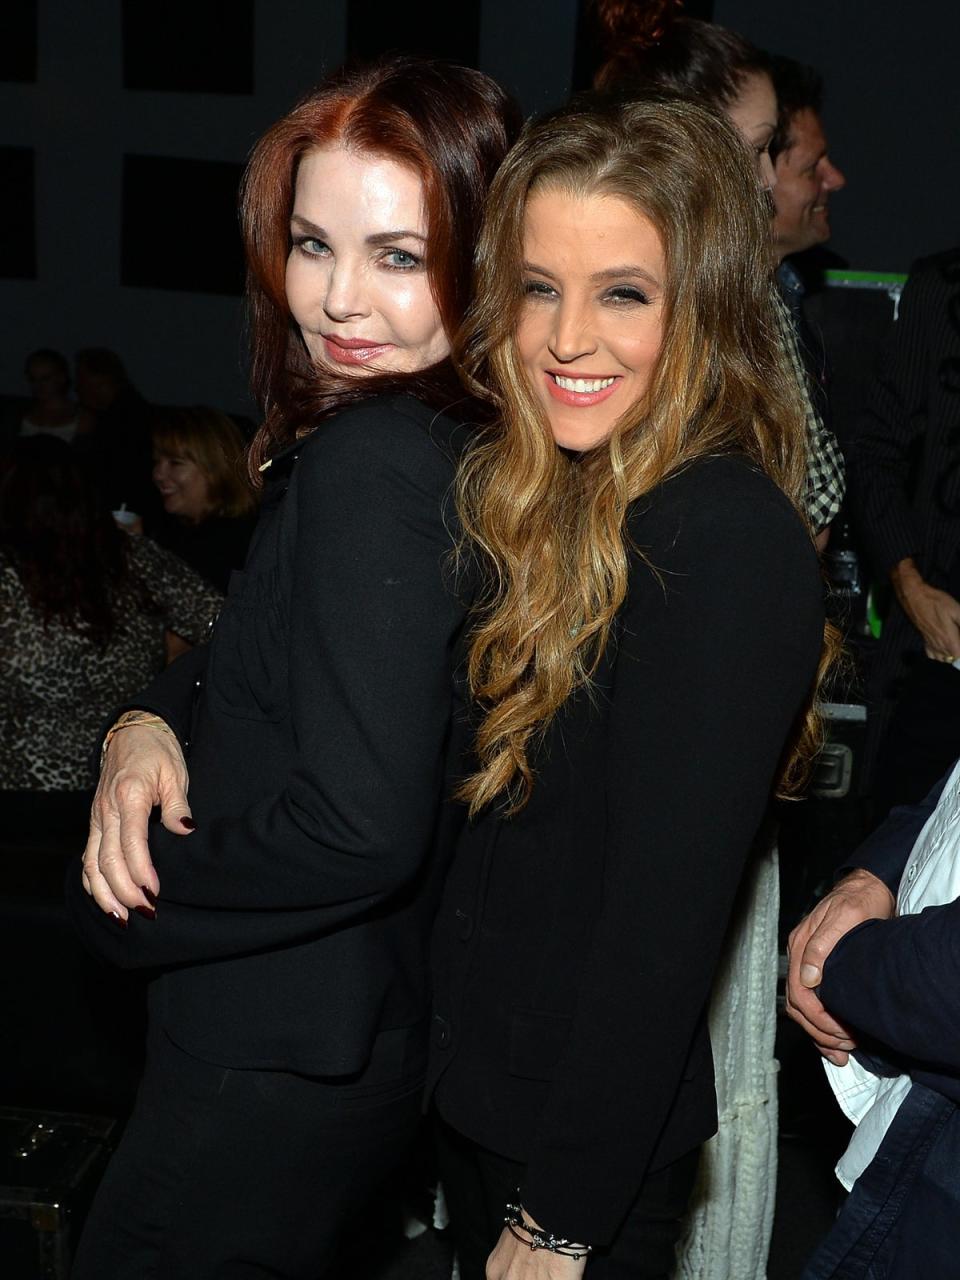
[775,289,846,532]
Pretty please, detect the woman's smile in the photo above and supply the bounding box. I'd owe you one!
[544,370,622,407]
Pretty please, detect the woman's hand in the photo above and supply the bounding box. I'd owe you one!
[82,723,194,920]
[486,1227,588,1280]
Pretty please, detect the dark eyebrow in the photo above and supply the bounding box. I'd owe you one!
[289,214,425,245]
[290,214,324,236]
[590,265,662,287]
[523,260,557,280]
[365,230,426,246]
[523,260,661,289]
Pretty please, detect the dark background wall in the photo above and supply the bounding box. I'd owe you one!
[2,0,957,414]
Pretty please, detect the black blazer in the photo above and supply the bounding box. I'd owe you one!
[67,395,474,1078]
[428,455,824,1246]
[848,249,960,767]
[849,248,960,588]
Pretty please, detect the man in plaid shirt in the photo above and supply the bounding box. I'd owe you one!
[778,295,846,537]
[769,54,847,541]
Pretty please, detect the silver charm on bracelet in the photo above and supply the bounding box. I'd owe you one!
[504,1200,593,1260]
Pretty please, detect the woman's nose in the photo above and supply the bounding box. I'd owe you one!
[548,303,597,364]
[323,259,370,322]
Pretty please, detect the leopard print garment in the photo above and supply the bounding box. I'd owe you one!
[0,535,223,791]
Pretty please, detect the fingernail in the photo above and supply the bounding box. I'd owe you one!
[838,1040,855,1051]
[180,817,196,831]
[111,911,128,930]
[134,905,156,921]
[800,964,821,986]
[142,886,158,907]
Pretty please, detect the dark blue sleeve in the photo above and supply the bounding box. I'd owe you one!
[820,898,960,1073]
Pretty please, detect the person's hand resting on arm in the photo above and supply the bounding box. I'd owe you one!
[82,714,195,921]
[786,869,895,1065]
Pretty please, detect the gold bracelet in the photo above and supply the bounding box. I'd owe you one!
[100,712,175,766]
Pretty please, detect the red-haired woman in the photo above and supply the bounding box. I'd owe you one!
[68,56,519,1279]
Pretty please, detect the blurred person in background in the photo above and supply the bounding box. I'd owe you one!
[594,0,845,543]
[20,347,92,444]
[150,406,258,593]
[769,55,846,469]
[849,247,960,817]
[0,436,221,844]
[769,57,846,266]
[74,347,160,524]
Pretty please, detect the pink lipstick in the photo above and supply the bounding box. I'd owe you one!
[544,371,622,408]
[322,335,396,366]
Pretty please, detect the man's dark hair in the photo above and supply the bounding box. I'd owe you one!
[75,347,129,385]
[769,55,823,162]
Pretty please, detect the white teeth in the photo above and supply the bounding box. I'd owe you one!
[554,375,615,393]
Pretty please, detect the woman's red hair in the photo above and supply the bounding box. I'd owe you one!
[240,56,520,473]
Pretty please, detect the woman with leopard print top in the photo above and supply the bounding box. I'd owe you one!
[0,436,222,834]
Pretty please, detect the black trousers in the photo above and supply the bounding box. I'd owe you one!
[434,1116,699,1280]
[72,1023,424,1279]
[871,657,960,821]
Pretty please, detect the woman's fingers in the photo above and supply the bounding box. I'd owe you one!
[157,766,194,838]
[82,812,130,920]
[114,776,161,905]
[98,776,156,910]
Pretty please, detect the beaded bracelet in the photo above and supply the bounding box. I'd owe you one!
[504,1200,592,1261]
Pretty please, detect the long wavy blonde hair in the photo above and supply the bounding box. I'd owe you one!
[455,94,832,816]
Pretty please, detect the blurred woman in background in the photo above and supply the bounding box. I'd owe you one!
[19,348,91,444]
[0,436,221,843]
[150,405,257,591]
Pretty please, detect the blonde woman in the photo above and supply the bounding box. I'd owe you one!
[428,96,830,1280]
[150,406,258,592]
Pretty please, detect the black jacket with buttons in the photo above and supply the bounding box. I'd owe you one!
[67,395,474,1076]
[429,454,824,1246]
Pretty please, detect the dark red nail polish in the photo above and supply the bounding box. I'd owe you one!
[134,905,157,921]
[180,817,196,831]
[142,886,158,907]
[111,912,128,930]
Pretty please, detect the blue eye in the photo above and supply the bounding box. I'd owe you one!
[382,248,421,270]
[293,235,330,258]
